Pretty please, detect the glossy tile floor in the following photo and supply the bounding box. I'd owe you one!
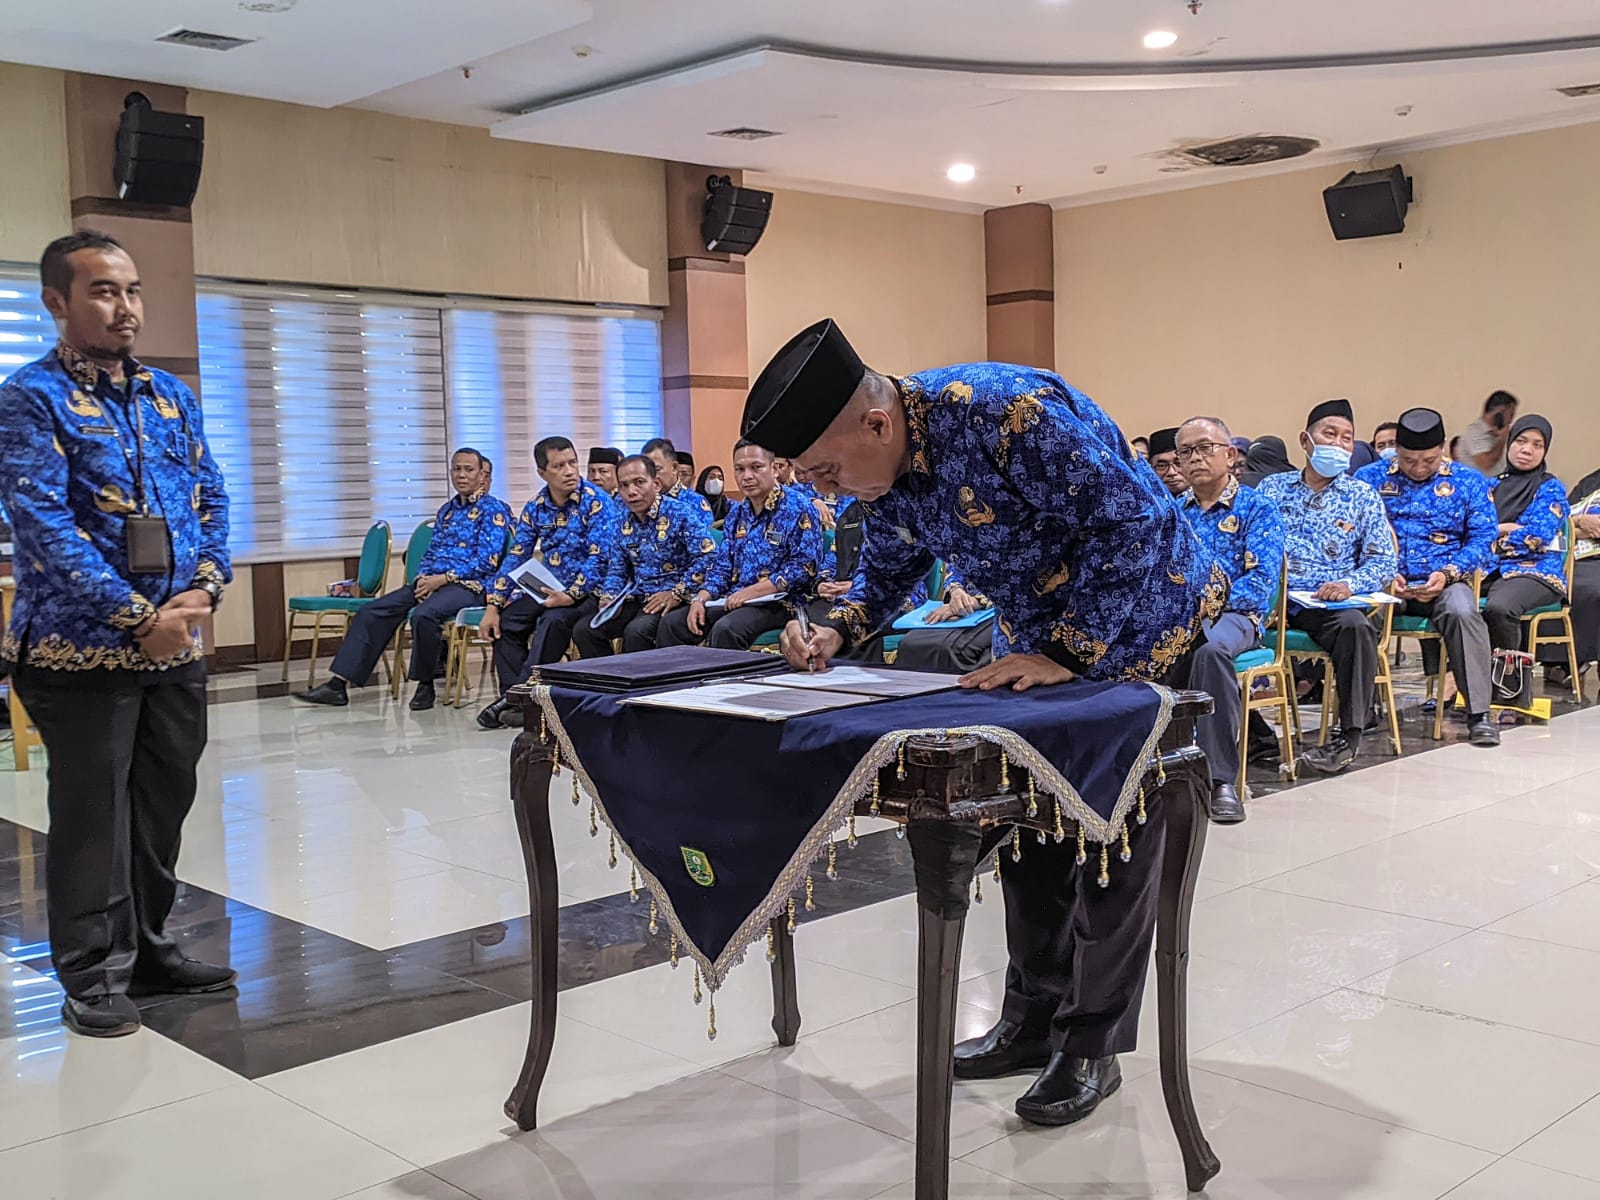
[2,659,1600,1198]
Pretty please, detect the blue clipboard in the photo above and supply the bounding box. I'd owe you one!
[891,600,995,631]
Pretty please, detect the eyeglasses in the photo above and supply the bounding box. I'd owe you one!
[1174,442,1229,463]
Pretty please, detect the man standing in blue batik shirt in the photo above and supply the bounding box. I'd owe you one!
[748,319,1228,1131]
[1257,399,1398,775]
[1356,406,1499,747]
[0,231,233,1037]
[1174,417,1285,823]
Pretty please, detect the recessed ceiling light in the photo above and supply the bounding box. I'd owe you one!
[946,163,976,183]
[1143,30,1178,49]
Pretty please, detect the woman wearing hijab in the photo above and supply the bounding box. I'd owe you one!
[1239,436,1292,488]
[1482,415,1570,656]
[1537,463,1600,689]
[695,464,729,525]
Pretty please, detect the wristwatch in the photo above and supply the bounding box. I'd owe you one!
[194,578,224,611]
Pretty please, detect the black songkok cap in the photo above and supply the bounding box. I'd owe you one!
[1147,427,1179,458]
[742,318,868,458]
[1306,398,1355,429]
[1396,407,1446,450]
[587,446,622,467]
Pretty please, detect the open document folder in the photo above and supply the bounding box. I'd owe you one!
[1287,590,1402,611]
[618,665,963,721]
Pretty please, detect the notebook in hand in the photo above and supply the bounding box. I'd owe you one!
[528,646,790,693]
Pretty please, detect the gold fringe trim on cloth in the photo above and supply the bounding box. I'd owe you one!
[532,682,1175,997]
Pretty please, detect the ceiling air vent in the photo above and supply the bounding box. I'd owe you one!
[156,28,257,51]
[1176,134,1320,167]
[1556,82,1600,98]
[708,127,782,141]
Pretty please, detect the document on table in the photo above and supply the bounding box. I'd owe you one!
[702,593,785,611]
[1287,590,1402,611]
[509,558,565,604]
[760,665,963,699]
[619,681,874,722]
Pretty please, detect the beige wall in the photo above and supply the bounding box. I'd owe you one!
[746,189,987,386]
[188,92,668,307]
[1056,121,1600,484]
[0,64,70,263]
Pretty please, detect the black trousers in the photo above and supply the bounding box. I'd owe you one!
[893,618,997,674]
[1483,573,1563,652]
[1538,558,1600,666]
[13,662,208,999]
[1289,606,1378,737]
[329,582,479,687]
[570,599,668,659]
[656,603,788,649]
[493,595,599,693]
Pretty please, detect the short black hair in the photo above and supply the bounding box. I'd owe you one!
[40,229,126,296]
[732,438,774,460]
[1373,422,1399,439]
[1448,434,1462,456]
[450,446,488,468]
[534,436,576,470]
[1131,436,1149,448]
[618,453,656,478]
[641,437,678,465]
[1484,390,1518,414]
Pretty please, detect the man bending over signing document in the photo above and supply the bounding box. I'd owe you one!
[745,319,1229,1129]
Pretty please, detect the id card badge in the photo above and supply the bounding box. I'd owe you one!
[126,514,172,574]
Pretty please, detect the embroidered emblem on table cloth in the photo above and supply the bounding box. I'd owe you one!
[682,847,716,887]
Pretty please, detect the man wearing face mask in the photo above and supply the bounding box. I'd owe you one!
[1356,407,1499,747]
[1257,399,1398,775]
[1372,423,1400,461]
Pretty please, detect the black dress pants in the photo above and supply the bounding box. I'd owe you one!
[328,582,478,687]
[493,595,599,693]
[1483,573,1563,651]
[656,603,788,649]
[570,599,667,659]
[1289,606,1378,737]
[13,662,208,1000]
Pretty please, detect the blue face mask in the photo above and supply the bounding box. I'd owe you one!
[1308,443,1352,478]
[1378,446,1398,462]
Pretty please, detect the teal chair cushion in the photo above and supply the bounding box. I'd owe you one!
[752,628,782,648]
[1391,615,1436,634]
[881,633,905,657]
[452,607,487,628]
[1282,629,1327,655]
[1523,603,1565,617]
[287,595,375,614]
[1232,647,1276,674]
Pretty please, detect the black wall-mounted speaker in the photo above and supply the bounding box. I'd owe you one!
[1323,165,1413,240]
[701,177,772,255]
[114,94,205,208]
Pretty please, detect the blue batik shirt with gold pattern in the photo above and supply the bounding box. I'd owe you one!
[1256,469,1397,595]
[663,481,715,523]
[1177,479,1285,620]
[825,364,1229,681]
[419,489,513,596]
[597,491,718,605]
[1488,474,1569,593]
[692,482,825,599]
[488,479,620,608]
[0,343,230,671]
[1354,459,1494,584]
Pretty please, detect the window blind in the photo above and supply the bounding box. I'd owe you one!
[0,266,55,386]
[196,286,450,562]
[443,308,664,508]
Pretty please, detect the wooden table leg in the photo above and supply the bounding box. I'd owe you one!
[769,917,801,1046]
[905,820,985,1200]
[1154,746,1222,1192]
[504,732,560,1130]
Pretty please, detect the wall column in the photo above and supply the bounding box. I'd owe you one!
[661,163,750,470]
[983,202,1054,370]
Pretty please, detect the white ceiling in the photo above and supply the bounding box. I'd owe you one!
[4,0,1600,209]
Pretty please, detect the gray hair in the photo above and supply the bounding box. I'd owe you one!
[1178,415,1231,441]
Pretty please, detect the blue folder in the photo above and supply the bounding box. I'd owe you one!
[891,600,995,631]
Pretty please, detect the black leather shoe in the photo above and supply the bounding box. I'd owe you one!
[1208,782,1246,825]
[1468,716,1502,747]
[1014,1053,1122,1127]
[131,957,238,996]
[500,705,525,728]
[1299,737,1356,776]
[953,1019,1051,1080]
[61,994,142,1037]
[409,682,436,711]
[296,681,348,707]
[476,699,509,730]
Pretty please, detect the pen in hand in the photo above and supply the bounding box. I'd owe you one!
[795,606,816,673]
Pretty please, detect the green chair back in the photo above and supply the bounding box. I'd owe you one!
[355,521,392,597]
[404,522,435,585]
[710,527,726,547]
[926,559,946,600]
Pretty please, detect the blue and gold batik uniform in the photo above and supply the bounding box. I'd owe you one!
[0,344,230,671]
[488,479,620,608]
[1177,479,1285,621]
[597,492,718,605]
[1354,459,1494,584]
[1256,470,1397,594]
[692,483,825,600]
[1488,475,1570,593]
[420,490,513,596]
[663,481,715,523]
[826,364,1228,681]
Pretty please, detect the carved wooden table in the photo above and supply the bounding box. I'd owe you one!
[503,687,1220,1199]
